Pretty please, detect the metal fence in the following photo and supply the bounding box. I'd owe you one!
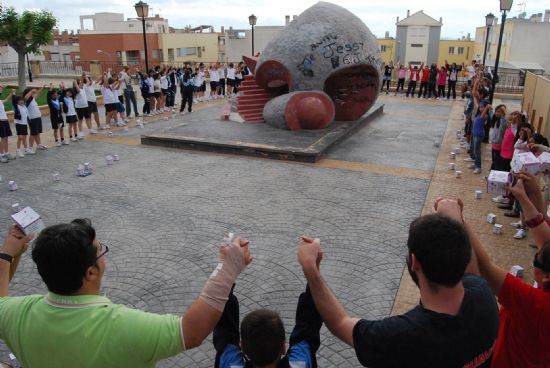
[0,63,18,78]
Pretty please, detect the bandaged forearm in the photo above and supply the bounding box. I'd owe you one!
[200,244,246,312]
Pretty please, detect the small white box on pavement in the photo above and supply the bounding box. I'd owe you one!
[510,265,524,277]
[52,172,60,181]
[475,190,483,199]
[454,147,461,154]
[113,154,119,161]
[455,170,462,178]
[8,180,17,191]
[493,224,503,234]
[450,152,456,160]
[448,162,455,170]
[487,213,497,224]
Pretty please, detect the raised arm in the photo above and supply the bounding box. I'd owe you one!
[298,237,359,346]
[73,80,81,93]
[0,225,33,296]
[182,237,252,349]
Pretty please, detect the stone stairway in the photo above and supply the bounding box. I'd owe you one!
[237,75,280,123]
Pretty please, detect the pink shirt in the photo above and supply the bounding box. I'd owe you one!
[398,69,407,79]
[437,70,447,86]
[500,127,516,159]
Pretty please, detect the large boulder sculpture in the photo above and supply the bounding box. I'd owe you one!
[246,1,382,130]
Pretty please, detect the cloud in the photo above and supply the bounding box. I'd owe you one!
[6,0,549,39]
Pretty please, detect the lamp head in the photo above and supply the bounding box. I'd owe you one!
[134,1,149,18]
[500,0,513,12]
[248,14,257,26]
[485,13,495,27]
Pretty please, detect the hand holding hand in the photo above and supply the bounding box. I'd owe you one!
[219,236,252,275]
[298,236,323,272]
[432,197,464,223]
[2,225,33,257]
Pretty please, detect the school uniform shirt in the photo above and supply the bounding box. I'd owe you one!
[352,274,499,368]
[84,82,97,102]
[153,79,161,92]
[63,97,77,117]
[409,68,420,81]
[421,69,430,83]
[160,76,168,90]
[75,89,89,109]
[218,67,225,79]
[437,70,447,86]
[491,273,550,368]
[15,105,29,125]
[226,67,236,80]
[210,69,219,82]
[0,100,7,120]
[147,77,155,94]
[101,86,117,105]
[27,97,41,119]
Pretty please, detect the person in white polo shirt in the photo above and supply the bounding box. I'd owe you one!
[83,74,103,130]
[74,79,94,137]
[23,86,48,151]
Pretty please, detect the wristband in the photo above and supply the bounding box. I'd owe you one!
[525,213,545,228]
[0,253,14,264]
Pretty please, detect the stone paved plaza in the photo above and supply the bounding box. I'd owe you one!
[0,96,530,367]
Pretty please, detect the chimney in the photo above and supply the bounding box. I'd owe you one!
[385,31,389,38]
[285,15,290,26]
[396,16,399,23]
[221,26,224,33]
[293,15,298,21]
[407,10,410,17]
[467,32,471,41]
[439,17,442,23]
[544,10,550,22]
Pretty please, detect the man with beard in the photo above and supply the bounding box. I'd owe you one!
[297,199,499,367]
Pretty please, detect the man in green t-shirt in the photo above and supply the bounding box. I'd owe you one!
[0,219,252,368]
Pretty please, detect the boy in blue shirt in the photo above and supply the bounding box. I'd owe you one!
[214,284,322,368]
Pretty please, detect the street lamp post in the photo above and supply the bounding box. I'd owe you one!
[134,1,150,72]
[482,13,495,66]
[490,0,513,103]
[248,14,257,56]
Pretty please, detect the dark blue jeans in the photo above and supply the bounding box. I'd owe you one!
[470,136,483,169]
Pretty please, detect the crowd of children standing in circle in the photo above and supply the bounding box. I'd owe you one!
[0,61,251,163]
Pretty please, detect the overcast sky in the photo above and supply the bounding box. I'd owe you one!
[6,0,550,38]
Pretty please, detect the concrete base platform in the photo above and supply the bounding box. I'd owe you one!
[141,104,384,162]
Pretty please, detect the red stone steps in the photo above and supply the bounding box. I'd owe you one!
[237,75,280,123]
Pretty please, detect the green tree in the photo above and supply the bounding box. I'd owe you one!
[0,7,57,89]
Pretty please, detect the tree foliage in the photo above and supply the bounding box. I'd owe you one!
[0,7,57,54]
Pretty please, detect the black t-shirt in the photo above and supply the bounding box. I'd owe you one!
[353,274,499,368]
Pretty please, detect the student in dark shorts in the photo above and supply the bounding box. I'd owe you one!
[23,85,48,151]
[297,199,500,368]
[0,86,15,162]
[74,79,93,137]
[47,84,67,147]
[12,94,31,156]
[61,85,79,142]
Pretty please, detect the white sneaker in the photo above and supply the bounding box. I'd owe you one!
[24,148,35,155]
[70,137,78,142]
[117,121,126,127]
[99,125,108,130]
[16,149,24,158]
[56,141,62,147]
[510,221,522,228]
[90,128,98,134]
[6,152,16,160]
[0,155,7,163]
[37,144,48,150]
[180,111,185,115]
[148,113,154,117]
[492,195,509,204]
[473,168,481,174]
[463,157,475,162]
[513,229,527,239]
[62,140,69,145]
[105,124,111,129]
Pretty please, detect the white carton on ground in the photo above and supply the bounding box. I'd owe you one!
[487,213,497,224]
[512,152,540,175]
[487,170,512,195]
[510,265,524,277]
[11,207,45,235]
[493,224,503,234]
[538,152,550,173]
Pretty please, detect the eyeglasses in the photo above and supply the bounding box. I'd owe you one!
[533,253,550,274]
[96,242,109,260]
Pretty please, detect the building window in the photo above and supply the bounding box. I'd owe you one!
[458,47,464,55]
[411,44,423,48]
[380,45,387,52]
[177,47,197,57]
[140,51,145,60]
[152,49,159,59]
[129,24,134,28]
[448,46,455,54]
[168,48,174,62]
[197,47,202,58]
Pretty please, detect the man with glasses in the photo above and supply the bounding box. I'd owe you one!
[473,172,550,368]
[0,218,252,367]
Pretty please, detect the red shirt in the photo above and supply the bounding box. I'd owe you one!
[421,68,430,82]
[491,273,550,368]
